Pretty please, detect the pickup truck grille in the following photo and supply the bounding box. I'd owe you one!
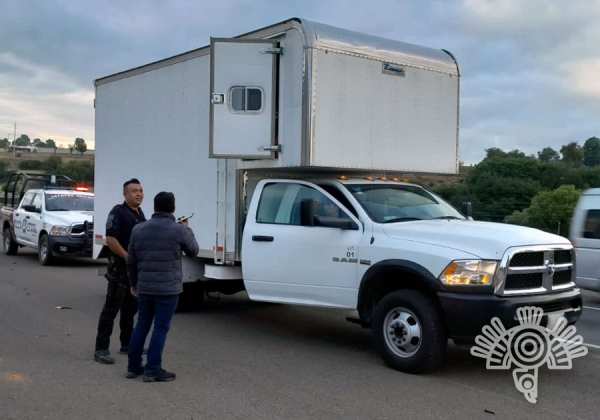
[70,222,94,243]
[495,245,575,296]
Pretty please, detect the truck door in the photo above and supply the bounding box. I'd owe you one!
[209,38,279,159]
[28,193,43,245]
[241,180,364,308]
[13,191,36,246]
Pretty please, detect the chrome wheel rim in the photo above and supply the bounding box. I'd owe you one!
[383,307,422,358]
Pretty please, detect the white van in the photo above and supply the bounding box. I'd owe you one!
[569,188,600,291]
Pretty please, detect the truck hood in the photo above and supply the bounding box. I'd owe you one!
[381,220,571,260]
[46,211,94,225]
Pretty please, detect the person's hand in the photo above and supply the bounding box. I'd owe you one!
[130,287,137,297]
[180,219,189,228]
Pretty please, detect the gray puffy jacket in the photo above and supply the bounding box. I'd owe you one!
[126,212,199,295]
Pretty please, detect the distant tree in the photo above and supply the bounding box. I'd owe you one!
[32,138,46,147]
[583,137,600,167]
[560,141,583,167]
[505,185,582,237]
[14,134,31,146]
[42,156,63,172]
[74,138,87,154]
[506,149,527,159]
[484,147,507,160]
[45,139,57,149]
[0,138,9,149]
[537,147,561,163]
[68,144,74,154]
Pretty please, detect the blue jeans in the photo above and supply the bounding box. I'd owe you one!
[127,294,179,374]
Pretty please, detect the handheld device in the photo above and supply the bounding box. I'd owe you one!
[177,212,194,223]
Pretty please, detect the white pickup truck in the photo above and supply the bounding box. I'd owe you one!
[2,172,94,265]
[91,17,583,373]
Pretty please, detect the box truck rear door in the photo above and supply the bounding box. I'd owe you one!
[209,38,278,159]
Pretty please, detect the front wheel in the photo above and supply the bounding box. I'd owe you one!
[3,227,18,255]
[372,290,447,374]
[38,234,55,266]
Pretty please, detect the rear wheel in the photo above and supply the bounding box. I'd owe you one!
[3,227,18,255]
[372,289,447,374]
[38,234,55,266]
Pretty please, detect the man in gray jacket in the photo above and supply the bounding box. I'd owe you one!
[125,191,199,382]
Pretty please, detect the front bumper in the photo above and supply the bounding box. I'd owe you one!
[437,288,583,344]
[49,235,92,258]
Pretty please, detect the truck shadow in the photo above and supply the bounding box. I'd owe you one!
[183,294,513,375]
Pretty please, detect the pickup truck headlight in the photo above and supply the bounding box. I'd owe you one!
[439,260,497,286]
[50,226,70,236]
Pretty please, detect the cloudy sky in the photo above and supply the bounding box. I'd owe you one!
[1,0,599,164]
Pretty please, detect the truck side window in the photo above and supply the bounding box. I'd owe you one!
[583,210,600,239]
[20,191,35,207]
[318,184,358,218]
[31,194,42,212]
[256,182,345,226]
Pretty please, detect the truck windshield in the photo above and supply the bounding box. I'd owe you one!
[344,184,465,223]
[45,194,94,212]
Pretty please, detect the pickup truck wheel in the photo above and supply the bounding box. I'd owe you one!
[3,227,18,255]
[372,290,447,374]
[38,234,55,266]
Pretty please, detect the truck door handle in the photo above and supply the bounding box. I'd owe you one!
[252,235,274,242]
[25,216,30,219]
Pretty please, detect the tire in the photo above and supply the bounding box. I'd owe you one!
[3,227,18,255]
[372,289,447,374]
[175,282,205,313]
[38,234,55,266]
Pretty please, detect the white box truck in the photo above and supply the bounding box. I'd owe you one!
[92,17,582,373]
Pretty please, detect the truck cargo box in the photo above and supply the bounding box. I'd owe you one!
[93,17,460,262]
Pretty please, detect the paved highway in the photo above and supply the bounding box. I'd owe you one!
[1,249,599,420]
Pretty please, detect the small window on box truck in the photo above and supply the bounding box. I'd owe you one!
[229,86,263,113]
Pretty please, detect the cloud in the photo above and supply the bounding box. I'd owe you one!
[0,52,94,146]
[0,0,599,165]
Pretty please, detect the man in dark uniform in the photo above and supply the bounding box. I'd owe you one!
[93,178,146,364]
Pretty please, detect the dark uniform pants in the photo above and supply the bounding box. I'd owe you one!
[95,281,138,351]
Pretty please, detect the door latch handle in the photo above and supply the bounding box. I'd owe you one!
[252,235,274,242]
[211,93,224,104]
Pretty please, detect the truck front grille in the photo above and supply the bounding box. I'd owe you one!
[495,245,575,296]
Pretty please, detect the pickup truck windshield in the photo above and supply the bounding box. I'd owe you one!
[344,184,465,223]
[45,194,94,212]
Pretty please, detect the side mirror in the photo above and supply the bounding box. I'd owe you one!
[314,216,360,230]
[461,202,472,219]
[22,205,39,213]
[300,199,318,226]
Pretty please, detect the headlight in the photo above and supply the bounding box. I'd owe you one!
[439,260,497,285]
[50,226,70,236]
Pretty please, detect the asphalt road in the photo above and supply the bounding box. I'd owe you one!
[1,249,600,420]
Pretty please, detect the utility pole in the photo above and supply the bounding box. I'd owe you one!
[13,122,17,158]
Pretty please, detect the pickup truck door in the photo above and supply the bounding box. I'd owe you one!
[13,191,36,246]
[241,180,364,308]
[27,193,43,245]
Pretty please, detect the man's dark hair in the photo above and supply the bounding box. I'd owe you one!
[154,192,175,213]
[123,178,141,192]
